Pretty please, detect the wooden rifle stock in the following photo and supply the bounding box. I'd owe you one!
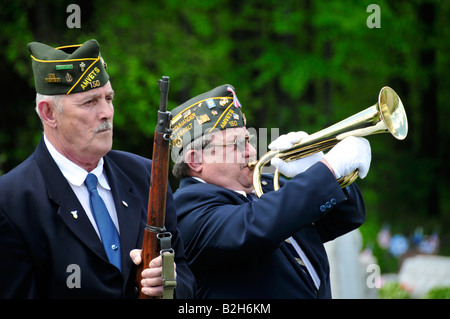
[136,76,173,299]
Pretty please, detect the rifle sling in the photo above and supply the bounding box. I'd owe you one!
[156,230,176,299]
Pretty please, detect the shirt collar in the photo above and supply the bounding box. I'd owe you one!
[191,176,253,197]
[44,134,111,190]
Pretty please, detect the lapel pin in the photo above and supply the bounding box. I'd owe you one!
[122,201,128,207]
[71,210,78,219]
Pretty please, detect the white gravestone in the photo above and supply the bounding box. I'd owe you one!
[399,255,450,298]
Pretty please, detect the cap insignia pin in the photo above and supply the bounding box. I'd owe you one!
[56,64,73,70]
[45,73,62,83]
[220,98,229,106]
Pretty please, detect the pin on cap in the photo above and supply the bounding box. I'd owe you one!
[170,84,247,159]
[27,39,109,95]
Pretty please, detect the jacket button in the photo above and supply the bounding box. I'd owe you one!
[326,201,332,208]
[320,205,327,212]
[331,198,337,205]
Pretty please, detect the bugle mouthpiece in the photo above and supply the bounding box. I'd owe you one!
[247,161,257,170]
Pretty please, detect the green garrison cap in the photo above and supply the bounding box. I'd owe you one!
[170,84,246,156]
[27,39,109,95]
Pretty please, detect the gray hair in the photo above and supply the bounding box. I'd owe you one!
[172,133,214,179]
[35,93,64,120]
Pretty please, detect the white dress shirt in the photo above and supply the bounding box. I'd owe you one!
[44,135,120,239]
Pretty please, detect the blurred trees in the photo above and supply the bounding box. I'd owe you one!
[0,0,449,259]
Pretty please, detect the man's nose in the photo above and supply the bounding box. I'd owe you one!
[246,142,257,160]
[98,99,114,120]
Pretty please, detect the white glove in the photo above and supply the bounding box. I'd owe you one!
[268,131,308,151]
[269,131,323,177]
[271,153,323,177]
[323,136,371,179]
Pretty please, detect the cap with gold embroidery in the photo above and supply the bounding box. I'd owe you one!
[27,39,109,95]
[170,84,246,157]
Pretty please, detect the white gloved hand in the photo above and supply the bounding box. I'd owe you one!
[268,131,308,151]
[323,136,371,179]
[269,131,323,177]
[271,153,323,177]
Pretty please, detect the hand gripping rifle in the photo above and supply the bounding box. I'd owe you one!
[136,76,176,299]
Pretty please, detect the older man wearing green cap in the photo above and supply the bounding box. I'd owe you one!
[0,39,195,298]
[170,84,371,298]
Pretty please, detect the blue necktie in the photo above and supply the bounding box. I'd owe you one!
[85,173,122,272]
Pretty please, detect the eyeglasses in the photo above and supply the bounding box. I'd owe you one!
[206,135,256,152]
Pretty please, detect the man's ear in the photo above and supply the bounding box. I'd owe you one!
[38,100,57,128]
[185,150,203,173]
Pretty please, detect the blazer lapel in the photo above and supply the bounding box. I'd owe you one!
[34,138,108,261]
[280,240,318,292]
[292,232,326,290]
[57,190,107,258]
[35,137,144,276]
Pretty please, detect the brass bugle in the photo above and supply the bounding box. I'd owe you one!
[248,86,408,198]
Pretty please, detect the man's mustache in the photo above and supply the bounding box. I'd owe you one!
[94,121,113,133]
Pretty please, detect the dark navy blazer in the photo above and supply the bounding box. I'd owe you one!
[174,162,365,299]
[0,137,195,298]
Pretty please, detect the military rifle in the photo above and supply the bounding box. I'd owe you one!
[136,76,175,299]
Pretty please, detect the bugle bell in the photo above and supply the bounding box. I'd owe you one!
[248,86,408,198]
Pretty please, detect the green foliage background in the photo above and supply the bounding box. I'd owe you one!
[1,0,449,273]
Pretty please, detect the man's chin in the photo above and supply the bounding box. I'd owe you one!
[94,139,113,157]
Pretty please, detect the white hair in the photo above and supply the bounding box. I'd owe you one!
[35,93,64,120]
